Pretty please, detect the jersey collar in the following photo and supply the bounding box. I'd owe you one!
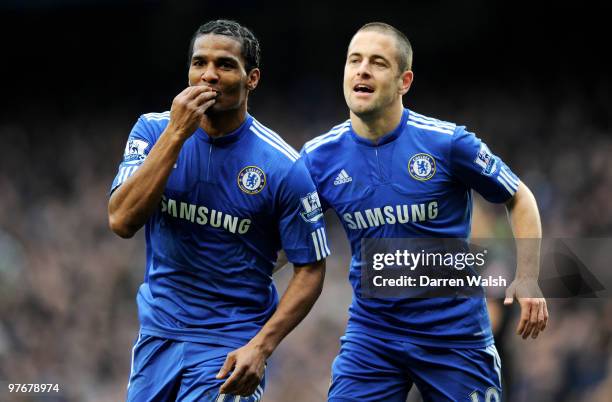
[349,108,408,147]
[196,114,253,145]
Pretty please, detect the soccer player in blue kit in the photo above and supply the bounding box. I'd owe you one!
[108,20,329,401]
[301,23,549,401]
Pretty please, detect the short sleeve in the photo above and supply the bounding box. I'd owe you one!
[109,116,156,194]
[451,127,520,203]
[277,158,330,265]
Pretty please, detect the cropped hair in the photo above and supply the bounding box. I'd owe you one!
[188,19,261,72]
[357,22,413,72]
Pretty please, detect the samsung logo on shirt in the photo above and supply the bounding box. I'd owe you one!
[161,196,252,234]
[342,201,438,230]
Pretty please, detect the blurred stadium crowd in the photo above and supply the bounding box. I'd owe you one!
[0,80,610,402]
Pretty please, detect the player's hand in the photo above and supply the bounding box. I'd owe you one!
[216,342,266,397]
[504,277,549,339]
[167,86,218,140]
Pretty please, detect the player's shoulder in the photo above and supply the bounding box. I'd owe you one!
[406,109,460,137]
[301,119,352,156]
[136,110,171,134]
[247,117,301,169]
[140,110,170,123]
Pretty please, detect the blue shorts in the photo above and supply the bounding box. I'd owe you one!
[328,332,502,402]
[126,333,265,402]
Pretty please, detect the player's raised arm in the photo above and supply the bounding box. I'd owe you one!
[108,86,217,238]
[503,182,549,339]
[217,259,325,396]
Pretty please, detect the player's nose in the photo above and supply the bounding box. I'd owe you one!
[355,61,372,78]
[201,63,219,82]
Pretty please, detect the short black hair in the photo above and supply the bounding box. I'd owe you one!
[356,22,413,72]
[188,19,261,72]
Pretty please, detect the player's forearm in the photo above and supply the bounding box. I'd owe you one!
[506,182,542,279]
[108,128,186,238]
[248,260,325,357]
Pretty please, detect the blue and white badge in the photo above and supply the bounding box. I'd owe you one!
[408,153,436,181]
[474,143,498,176]
[300,191,323,223]
[123,139,149,164]
[237,166,266,194]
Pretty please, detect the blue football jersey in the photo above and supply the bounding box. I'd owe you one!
[301,109,520,348]
[111,111,329,348]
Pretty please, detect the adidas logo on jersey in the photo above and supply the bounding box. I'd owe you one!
[334,169,353,185]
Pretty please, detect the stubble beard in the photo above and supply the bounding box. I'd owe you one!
[348,93,385,120]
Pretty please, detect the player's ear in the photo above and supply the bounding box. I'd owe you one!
[399,70,413,96]
[246,68,260,91]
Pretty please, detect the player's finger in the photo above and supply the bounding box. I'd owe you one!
[530,303,542,339]
[176,86,198,98]
[198,99,216,114]
[232,378,252,397]
[521,301,535,338]
[539,301,548,332]
[192,89,219,106]
[541,301,549,331]
[239,377,260,397]
[191,84,216,93]
[219,365,247,394]
[216,353,236,379]
[180,85,209,100]
[532,301,545,338]
[516,300,531,335]
[181,85,214,102]
[523,300,538,339]
[243,370,264,396]
[521,321,532,339]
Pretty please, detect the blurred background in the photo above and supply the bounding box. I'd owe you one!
[0,0,611,401]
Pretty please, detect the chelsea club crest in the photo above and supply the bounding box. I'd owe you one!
[408,153,436,181]
[238,166,266,194]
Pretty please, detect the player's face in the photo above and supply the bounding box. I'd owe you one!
[344,31,405,117]
[188,34,259,114]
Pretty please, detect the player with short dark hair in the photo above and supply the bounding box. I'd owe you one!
[109,19,328,401]
[301,22,548,401]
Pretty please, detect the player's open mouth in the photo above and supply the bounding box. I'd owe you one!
[353,84,374,93]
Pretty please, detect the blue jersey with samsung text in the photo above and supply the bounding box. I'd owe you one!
[111,112,329,348]
[301,109,520,348]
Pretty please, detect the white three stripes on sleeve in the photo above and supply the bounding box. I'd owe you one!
[117,165,140,185]
[311,227,330,260]
[497,167,520,195]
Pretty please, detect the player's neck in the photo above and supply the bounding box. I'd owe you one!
[200,106,247,138]
[350,102,404,142]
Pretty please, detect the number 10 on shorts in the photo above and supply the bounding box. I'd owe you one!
[470,387,500,402]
